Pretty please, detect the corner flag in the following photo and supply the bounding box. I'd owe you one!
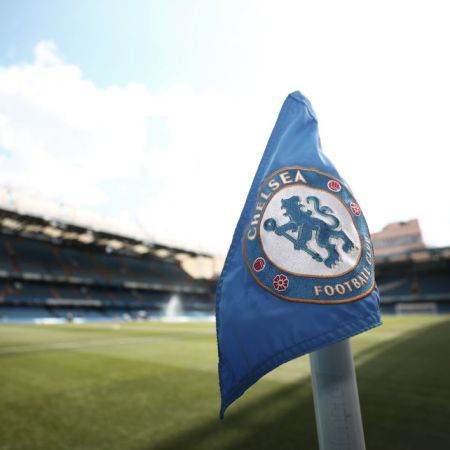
[216,91,382,418]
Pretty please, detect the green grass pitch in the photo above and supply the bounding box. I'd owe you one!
[0,315,449,450]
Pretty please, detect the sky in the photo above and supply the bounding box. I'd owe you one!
[0,0,449,256]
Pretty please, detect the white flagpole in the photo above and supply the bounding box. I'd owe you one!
[310,339,366,450]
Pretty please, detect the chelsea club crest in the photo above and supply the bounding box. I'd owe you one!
[244,167,375,304]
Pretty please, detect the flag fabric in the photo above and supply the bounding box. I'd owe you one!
[216,91,382,418]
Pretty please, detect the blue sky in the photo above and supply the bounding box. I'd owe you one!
[1,1,449,254]
[0,0,248,90]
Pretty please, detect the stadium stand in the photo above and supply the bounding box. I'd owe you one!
[0,207,215,323]
[376,247,450,314]
[2,205,449,323]
[372,219,450,314]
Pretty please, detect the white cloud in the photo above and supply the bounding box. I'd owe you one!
[1,34,450,255]
[0,41,165,205]
[0,41,270,253]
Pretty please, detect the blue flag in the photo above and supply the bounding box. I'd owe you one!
[216,91,382,418]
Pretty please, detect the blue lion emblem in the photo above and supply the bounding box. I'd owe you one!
[263,195,356,268]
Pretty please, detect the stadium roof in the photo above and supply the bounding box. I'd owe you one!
[376,245,450,265]
[0,186,212,260]
[0,207,210,261]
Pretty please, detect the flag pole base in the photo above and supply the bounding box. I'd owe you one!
[310,339,366,450]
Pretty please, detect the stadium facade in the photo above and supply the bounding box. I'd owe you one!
[372,219,425,257]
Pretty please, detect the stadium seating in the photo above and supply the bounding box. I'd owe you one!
[0,196,220,325]
[418,272,450,294]
[377,277,412,296]
[0,234,196,287]
[0,289,214,321]
[376,251,450,316]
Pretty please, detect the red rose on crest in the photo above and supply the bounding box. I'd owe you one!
[253,257,266,272]
[273,274,289,291]
[350,202,361,216]
[327,180,341,192]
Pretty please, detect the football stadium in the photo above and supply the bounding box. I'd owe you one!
[2,3,450,449]
[0,197,449,450]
